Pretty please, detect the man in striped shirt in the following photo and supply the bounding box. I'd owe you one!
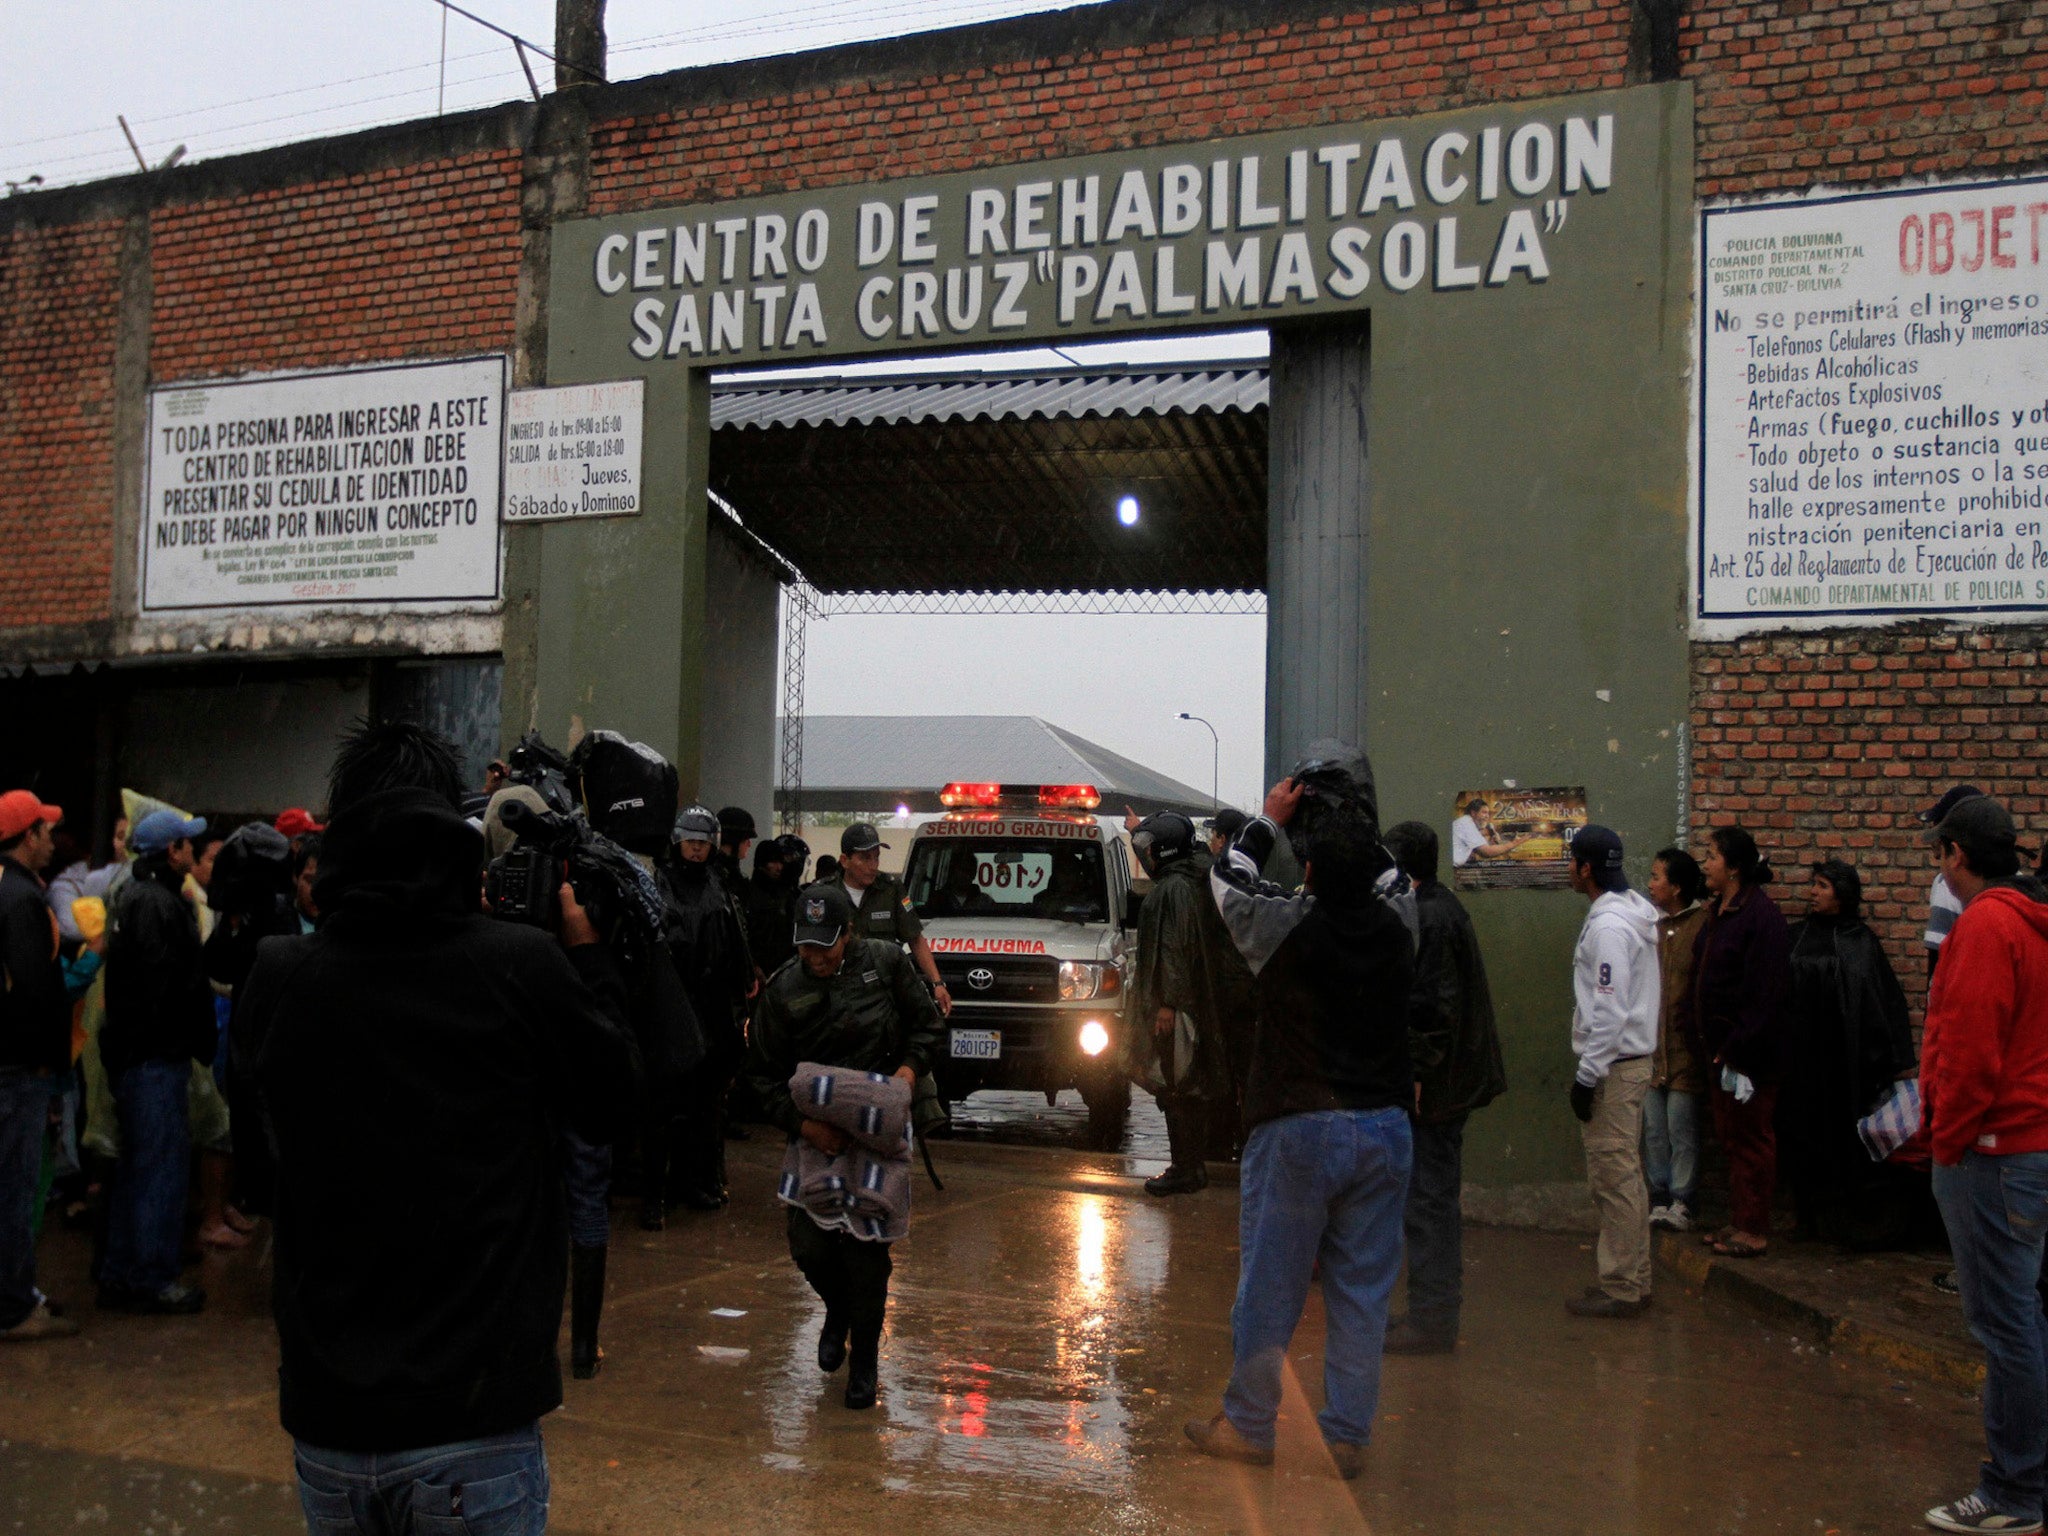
[1926,786,1984,979]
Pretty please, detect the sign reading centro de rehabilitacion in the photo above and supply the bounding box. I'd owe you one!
[1697,175,2048,628]
[141,356,506,612]
[557,87,1678,369]
[503,379,646,522]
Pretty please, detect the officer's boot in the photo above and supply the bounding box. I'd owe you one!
[818,1302,851,1374]
[1145,1099,1209,1197]
[571,1243,607,1379]
[844,1279,885,1409]
[844,1321,882,1410]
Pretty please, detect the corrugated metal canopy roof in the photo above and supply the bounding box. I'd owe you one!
[709,363,1267,595]
[712,365,1267,430]
[774,714,1221,817]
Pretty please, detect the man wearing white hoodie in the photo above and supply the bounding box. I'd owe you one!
[1565,825,1661,1320]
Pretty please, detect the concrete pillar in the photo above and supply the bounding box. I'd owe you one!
[554,0,606,89]
[519,363,711,780]
[1264,318,1370,785]
[695,517,782,823]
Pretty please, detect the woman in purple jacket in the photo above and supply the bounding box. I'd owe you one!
[1685,826,1793,1257]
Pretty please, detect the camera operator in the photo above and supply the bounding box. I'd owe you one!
[652,805,756,1222]
[234,723,636,1535]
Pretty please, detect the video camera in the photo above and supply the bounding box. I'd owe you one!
[485,797,668,967]
[505,730,577,815]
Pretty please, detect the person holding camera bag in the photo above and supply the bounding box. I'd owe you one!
[235,723,636,1536]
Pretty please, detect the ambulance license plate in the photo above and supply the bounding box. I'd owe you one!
[950,1029,1002,1060]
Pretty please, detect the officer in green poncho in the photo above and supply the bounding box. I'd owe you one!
[1126,811,1256,1196]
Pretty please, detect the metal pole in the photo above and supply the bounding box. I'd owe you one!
[1177,712,1220,810]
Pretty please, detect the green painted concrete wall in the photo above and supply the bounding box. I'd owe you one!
[1367,86,1695,1185]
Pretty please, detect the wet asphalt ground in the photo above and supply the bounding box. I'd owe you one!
[0,1094,1992,1535]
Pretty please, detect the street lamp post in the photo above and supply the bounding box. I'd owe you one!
[1176,712,1220,810]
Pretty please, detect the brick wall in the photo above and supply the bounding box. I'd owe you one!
[1690,627,2047,1014]
[0,217,123,635]
[1687,0,2048,197]
[150,149,524,385]
[587,3,1636,215]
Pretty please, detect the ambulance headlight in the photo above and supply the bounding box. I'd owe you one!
[1078,1020,1110,1057]
[1058,961,1101,1000]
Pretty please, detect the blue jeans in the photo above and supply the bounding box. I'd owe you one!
[1402,1113,1466,1337]
[1225,1106,1411,1449]
[0,1066,50,1329]
[1642,1087,1700,1211]
[102,1059,191,1296]
[562,1132,611,1250]
[294,1425,548,1536]
[1934,1151,2048,1519]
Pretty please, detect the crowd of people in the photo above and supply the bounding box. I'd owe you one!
[1,728,2044,1536]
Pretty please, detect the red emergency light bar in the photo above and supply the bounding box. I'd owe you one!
[940,782,1003,808]
[1037,784,1102,809]
[938,783,1103,810]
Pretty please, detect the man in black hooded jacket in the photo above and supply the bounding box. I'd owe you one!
[1381,820,1506,1354]
[234,723,636,1535]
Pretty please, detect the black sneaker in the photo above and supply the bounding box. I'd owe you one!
[1382,1319,1455,1355]
[1144,1165,1208,1197]
[1933,1269,1961,1296]
[1924,1492,2043,1532]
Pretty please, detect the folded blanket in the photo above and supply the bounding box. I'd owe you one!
[790,1063,912,1154]
[779,1062,914,1243]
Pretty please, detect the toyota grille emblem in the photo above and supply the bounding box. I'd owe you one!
[967,967,995,991]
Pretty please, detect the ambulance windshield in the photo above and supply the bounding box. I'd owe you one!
[905,839,1108,923]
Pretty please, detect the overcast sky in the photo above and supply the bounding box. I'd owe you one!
[1,0,1270,809]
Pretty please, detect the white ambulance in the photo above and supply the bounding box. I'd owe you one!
[900,783,1135,1146]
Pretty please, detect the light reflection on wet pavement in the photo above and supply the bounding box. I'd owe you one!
[943,1084,1171,1162]
[0,1131,1990,1535]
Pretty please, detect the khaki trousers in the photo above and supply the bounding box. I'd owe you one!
[1582,1055,1654,1303]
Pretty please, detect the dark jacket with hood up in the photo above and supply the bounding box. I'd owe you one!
[1406,878,1507,1124]
[234,787,637,1453]
[1126,849,1256,1102]
[1208,816,1416,1132]
[658,852,754,1052]
[102,852,216,1078]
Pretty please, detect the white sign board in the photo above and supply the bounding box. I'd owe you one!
[1697,177,2048,629]
[141,356,506,612]
[503,378,646,522]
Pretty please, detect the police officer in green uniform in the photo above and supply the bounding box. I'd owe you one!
[746,882,943,1410]
[833,822,952,1018]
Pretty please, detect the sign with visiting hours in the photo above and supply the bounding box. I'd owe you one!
[140,356,506,612]
[503,379,646,522]
[1697,175,2048,629]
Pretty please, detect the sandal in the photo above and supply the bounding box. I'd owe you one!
[1710,1233,1768,1258]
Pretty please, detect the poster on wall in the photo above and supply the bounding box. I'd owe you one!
[140,356,506,611]
[503,378,645,522]
[1697,175,2048,629]
[1449,787,1588,892]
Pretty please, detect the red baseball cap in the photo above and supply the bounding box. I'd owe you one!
[274,808,326,839]
[0,790,63,841]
